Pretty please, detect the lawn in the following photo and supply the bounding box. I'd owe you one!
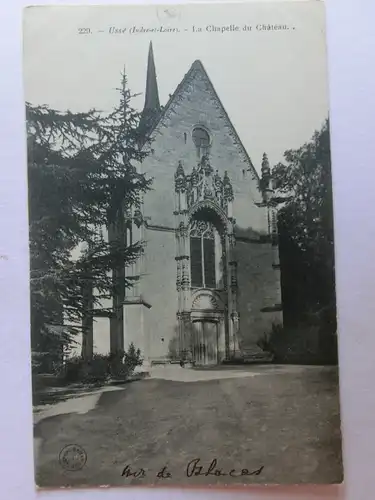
[34,366,343,487]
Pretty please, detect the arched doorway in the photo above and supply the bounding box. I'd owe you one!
[190,291,226,365]
[174,157,238,364]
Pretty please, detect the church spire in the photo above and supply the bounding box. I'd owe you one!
[144,41,160,112]
[139,41,161,137]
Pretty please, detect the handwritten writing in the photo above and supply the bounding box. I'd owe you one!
[186,458,264,478]
[121,464,146,478]
[156,466,172,479]
[121,458,264,480]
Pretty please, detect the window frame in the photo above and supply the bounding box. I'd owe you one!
[189,222,217,289]
[192,125,211,157]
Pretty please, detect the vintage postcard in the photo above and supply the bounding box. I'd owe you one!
[24,1,343,488]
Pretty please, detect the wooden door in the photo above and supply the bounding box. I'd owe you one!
[204,321,218,365]
[192,321,218,365]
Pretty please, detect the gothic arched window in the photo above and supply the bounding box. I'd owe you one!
[190,221,216,289]
[192,126,210,158]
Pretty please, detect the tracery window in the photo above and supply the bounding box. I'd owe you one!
[190,220,216,288]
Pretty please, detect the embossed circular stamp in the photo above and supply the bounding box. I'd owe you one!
[59,444,87,471]
[156,6,181,22]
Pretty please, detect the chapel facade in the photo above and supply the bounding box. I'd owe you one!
[90,42,283,365]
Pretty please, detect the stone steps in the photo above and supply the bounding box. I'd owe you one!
[226,348,273,364]
[242,353,273,363]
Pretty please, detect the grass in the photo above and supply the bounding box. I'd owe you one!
[34,366,343,488]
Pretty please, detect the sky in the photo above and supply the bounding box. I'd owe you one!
[23,2,329,174]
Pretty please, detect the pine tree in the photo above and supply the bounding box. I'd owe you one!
[27,69,152,371]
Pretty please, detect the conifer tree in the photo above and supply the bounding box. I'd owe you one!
[27,70,152,371]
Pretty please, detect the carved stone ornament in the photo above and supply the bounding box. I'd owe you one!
[192,292,219,310]
[174,161,186,193]
[190,219,214,239]
[178,221,189,238]
[174,156,234,219]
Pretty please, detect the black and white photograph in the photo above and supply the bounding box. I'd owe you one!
[24,2,343,488]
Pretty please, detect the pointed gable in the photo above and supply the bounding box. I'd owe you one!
[149,60,259,183]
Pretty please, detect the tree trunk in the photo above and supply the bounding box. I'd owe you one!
[108,204,126,355]
[81,271,94,360]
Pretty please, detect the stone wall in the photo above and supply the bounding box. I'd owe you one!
[136,227,179,360]
[135,62,282,361]
[235,238,282,350]
[141,63,265,232]
[72,62,282,362]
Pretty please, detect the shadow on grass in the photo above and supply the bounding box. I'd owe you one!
[33,373,150,407]
[33,384,104,407]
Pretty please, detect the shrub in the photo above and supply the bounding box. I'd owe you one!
[83,354,111,384]
[31,349,63,375]
[60,355,85,383]
[257,323,283,359]
[57,343,144,385]
[57,354,110,384]
[257,322,338,365]
[124,342,143,372]
[109,343,143,379]
[31,350,44,374]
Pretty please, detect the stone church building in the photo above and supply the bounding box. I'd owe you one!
[88,43,282,365]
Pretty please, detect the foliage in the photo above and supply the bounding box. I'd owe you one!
[123,342,143,372]
[27,70,153,368]
[257,323,282,359]
[272,119,337,363]
[57,343,143,385]
[257,322,337,365]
